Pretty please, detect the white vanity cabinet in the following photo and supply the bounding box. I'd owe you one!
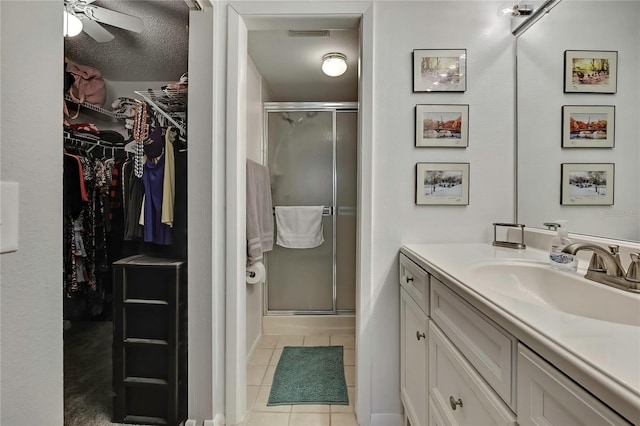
[399,245,637,426]
[399,253,516,426]
[399,254,430,426]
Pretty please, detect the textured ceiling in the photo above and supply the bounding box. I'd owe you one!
[64,0,189,82]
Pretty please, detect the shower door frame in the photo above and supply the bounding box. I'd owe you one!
[263,102,358,316]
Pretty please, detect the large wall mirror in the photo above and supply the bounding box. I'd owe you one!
[516,0,640,241]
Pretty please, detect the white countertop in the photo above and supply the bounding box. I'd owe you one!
[401,243,640,423]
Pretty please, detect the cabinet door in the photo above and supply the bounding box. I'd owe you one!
[401,288,429,426]
[517,344,631,426]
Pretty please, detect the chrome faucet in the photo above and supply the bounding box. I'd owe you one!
[561,243,640,293]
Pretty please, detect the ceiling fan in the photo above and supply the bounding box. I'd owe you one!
[64,0,144,43]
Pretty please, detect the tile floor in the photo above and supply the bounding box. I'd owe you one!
[246,334,358,426]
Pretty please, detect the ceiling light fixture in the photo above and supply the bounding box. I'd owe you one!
[322,53,347,77]
[63,9,83,37]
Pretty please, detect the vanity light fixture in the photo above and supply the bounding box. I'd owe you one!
[63,9,83,37]
[498,3,533,17]
[322,53,348,77]
[512,4,534,16]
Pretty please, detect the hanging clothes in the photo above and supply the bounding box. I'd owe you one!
[63,149,116,319]
[161,127,177,227]
[123,168,145,241]
[142,153,173,245]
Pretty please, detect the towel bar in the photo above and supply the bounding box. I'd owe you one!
[272,206,333,216]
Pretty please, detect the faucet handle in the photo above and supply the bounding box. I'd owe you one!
[588,253,606,272]
[626,253,640,283]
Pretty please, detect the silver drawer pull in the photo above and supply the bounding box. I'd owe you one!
[416,331,426,341]
[406,276,414,283]
[449,396,463,410]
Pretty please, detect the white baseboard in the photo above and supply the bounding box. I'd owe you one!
[247,331,262,360]
[370,413,403,426]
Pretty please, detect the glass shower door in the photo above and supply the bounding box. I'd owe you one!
[266,110,334,312]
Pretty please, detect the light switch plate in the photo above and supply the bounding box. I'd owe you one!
[0,181,19,254]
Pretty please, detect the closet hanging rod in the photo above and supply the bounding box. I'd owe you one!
[64,95,128,119]
[64,133,126,151]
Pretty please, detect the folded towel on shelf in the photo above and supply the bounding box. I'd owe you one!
[275,206,325,249]
[246,159,274,264]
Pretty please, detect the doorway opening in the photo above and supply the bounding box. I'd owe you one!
[235,9,366,422]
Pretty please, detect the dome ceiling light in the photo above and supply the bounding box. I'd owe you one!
[322,53,348,77]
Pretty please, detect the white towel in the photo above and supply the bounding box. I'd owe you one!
[275,206,325,249]
[246,160,274,264]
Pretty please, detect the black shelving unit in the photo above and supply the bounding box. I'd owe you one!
[112,255,187,425]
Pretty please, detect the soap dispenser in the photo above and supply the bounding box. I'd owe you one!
[548,220,578,271]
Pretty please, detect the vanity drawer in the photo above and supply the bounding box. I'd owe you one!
[517,344,631,426]
[429,322,516,426]
[428,395,447,426]
[430,278,516,408]
[399,253,430,315]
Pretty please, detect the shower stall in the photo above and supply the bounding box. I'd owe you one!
[264,102,357,315]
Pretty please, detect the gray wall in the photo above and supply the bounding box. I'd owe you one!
[1,2,64,424]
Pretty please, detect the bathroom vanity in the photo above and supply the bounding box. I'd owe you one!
[399,243,639,426]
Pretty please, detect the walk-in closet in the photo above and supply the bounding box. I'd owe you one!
[62,1,189,424]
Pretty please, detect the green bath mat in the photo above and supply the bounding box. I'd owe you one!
[267,346,349,406]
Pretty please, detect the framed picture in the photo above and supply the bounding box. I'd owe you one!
[413,49,467,92]
[416,162,469,205]
[415,104,469,147]
[564,50,617,93]
[562,105,615,148]
[561,163,614,205]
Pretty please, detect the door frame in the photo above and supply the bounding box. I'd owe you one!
[225,2,375,425]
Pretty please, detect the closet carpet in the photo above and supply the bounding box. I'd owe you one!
[64,320,114,426]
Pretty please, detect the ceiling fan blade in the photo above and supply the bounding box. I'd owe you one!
[84,5,144,33]
[79,15,114,42]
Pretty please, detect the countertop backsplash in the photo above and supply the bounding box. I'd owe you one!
[507,227,640,270]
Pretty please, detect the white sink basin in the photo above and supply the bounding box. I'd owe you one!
[466,260,640,327]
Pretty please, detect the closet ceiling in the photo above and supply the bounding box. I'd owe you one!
[64,0,189,82]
